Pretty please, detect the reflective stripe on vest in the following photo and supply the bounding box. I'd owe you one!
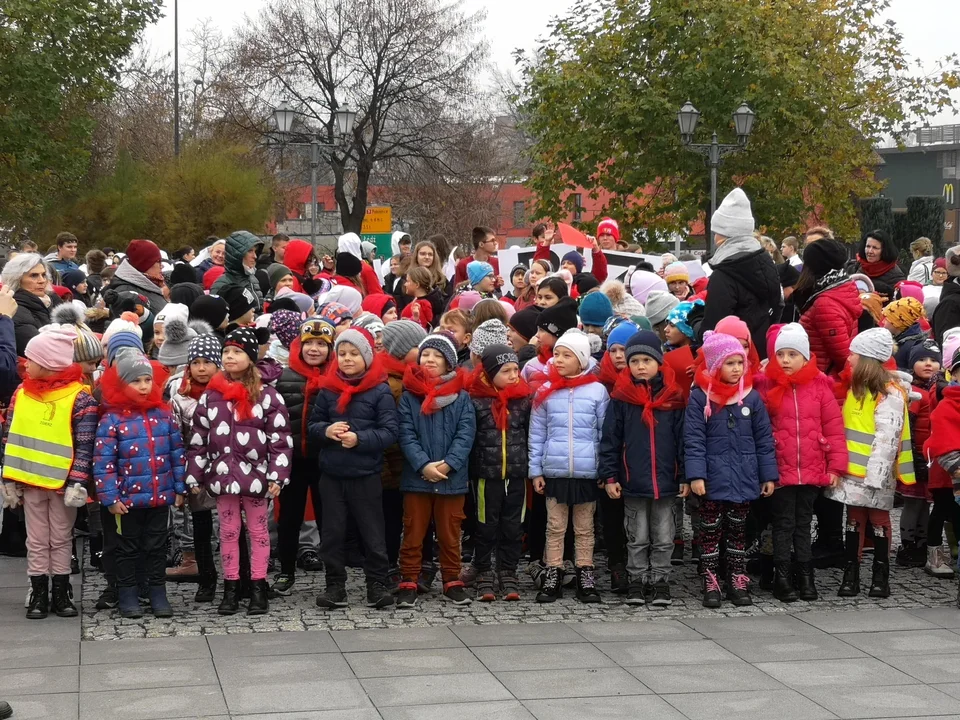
[2,382,83,490]
[843,387,915,485]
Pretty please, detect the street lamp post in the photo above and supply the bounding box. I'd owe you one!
[272,101,357,246]
[678,101,756,253]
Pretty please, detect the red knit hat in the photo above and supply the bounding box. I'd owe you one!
[125,239,161,273]
[597,218,620,242]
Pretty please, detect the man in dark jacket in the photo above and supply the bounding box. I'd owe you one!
[933,244,960,346]
[698,188,782,358]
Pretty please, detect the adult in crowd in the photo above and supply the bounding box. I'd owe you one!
[2,253,55,356]
[803,226,835,246]
[697,188,782,358]
[47,232,80,275]
[454,226,500,286]
[795,238,863,379]
[933,244,960,346]
[258,232,290,271]
[192,236,226,281]
[780,235,802,267]
[908,237,934,285]
[282,238,322,295]
[931,257,948,287]
[337,232,386,296]
[210,231,266,310]
[390,231,413,258]
[84,249,107,297]
[845,229,904,300]
[107,239,167,315]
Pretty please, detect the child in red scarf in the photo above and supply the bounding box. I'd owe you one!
[598,330,685,608]
[462,344,531,601]
[760,323,845,603]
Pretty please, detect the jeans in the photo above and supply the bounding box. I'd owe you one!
[320,474,390,586]
[400,493,465,584]
[472,477,525,573]
[114,507,169,589]
[545,497,595,568]
[623,496,674,583]
[771,485,819,563]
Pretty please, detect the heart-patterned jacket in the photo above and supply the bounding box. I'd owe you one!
[184,383,293,497]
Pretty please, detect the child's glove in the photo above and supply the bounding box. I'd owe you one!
[63,484,88,508]
[1,482,22,509]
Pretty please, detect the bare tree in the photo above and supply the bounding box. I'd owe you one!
[219,0,488,233]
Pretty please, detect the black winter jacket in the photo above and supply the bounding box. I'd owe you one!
[308,381,398,477]
[933,278,960,346]
[469,395,531,481]
[12,290,51,357]
[845,259,905,301]
[277,367,311,460]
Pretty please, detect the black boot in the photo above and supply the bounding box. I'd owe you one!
[812,534,845,569]
[773,562,798,602]
[759,554,775,592]
[51,575,78,617]
[575,566,601,603]
[609,562,628,594]
[89,534,103,572]
[794,561,818,601]
[838,530,861,597]
[26,575,49,619]
[536,566,562,603]
[218,579,241,615]
[868,535,891,598]
[246,579,269,615]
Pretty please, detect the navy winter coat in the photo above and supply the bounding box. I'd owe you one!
[398,390,476,495]
[684,387,778,503]
[308,382,398,478]
[597,380,685,500]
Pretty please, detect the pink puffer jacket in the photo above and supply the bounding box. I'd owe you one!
[766,372,847,487]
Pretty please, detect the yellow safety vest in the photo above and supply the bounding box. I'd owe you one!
[2,382,84,490]
[843,386,915,485]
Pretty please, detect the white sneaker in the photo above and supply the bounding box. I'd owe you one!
[925,546,956,578]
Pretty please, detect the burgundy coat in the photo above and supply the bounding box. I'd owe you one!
[800,281,862,378]
[184,385,293,497]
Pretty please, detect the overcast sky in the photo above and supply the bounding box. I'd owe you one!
[142,0,960,124]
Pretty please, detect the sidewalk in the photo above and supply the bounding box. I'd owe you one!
[3,557,960,719]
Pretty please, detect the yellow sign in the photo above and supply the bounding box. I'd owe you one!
[361,206,392,234]
[945,184,955,206]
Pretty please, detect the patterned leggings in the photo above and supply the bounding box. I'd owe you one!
[216,495,270,581]
[699,500,750,577]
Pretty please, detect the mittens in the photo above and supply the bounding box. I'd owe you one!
[1,482,22,509]
[63,484,88,508]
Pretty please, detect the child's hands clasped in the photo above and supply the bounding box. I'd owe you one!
[325,422,349,440]
[339,431,358,449]
[690,479,706,496]
[760,482,775,497]
[421,462,448,482]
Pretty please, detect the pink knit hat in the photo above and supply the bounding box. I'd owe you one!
[702,330,746,375]
[714,315,751,344]
[25,324,78,371]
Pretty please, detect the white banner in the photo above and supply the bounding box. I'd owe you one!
[496,245,667,283]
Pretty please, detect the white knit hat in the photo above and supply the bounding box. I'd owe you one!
[711,188,755,238]
[774,323,810,360]
[849,327,894,363]
[554,328,592,372]
[469,319,508,356]
[645,290,680,326]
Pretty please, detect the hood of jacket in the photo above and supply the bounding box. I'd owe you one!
[391,231,409,257]
[338,232,362,259]
[283,239,315,278]
[710,234,763,266]
[224,231,264,277]
[113,260,164,299]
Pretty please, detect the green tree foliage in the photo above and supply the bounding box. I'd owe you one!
[36,144,276,250]
[907,195,946,256]
[0,0,162,234]
[516,0,960,239]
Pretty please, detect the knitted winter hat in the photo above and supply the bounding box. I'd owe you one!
[267,263,294,290]
[335,327,374,368]
[882,297,924,329]
[382,319,427,359]
[774,322,810,360]
[714,315,751,344]
[644,290,679,326]
[224,326,260,363]
[800,238,847,278]
[220,285,258,322]
[202,265,225,291]
[894,280,924,303]
[934,257,947,271]
[275,288,315,315]
[561,251,584,274]
[157,317,197,367]
[711,188,755,238]
[189,294,229,330]
[606,321,641,349]
[317,301,353,327]
[469,319,508,356]
[630,270,669,305]
[335,251,363,278]
[481,344,519,382]
[125,239,161,274]
[536,297,579,338]
[663,262,690,284]
[467,261,495,287]
[509,308,540,342]
[60,269,87,295]
[597,218,620,242]
[554,328,592,372]
[624,330,664,365]
[187,334,223,367]
[299,318,336,345]
[74,327,104,365]
[849,327,894,362]
[322,285,363,316]
[455,290,483,313]
[419,331,459,370]
[499,299,516,320]
[909,340,941,368]
[106,330,145,366]
[579,291,614,327]
[117,351,153,384]
[270,310,302,349]
[25,324,78,372]
[946,245,960,278]
[353,312,385,340]
[101,318,142,348]
[169,262,198,288]
[702,330,746,375]
[666,300,698,339]
[154,303,189,328]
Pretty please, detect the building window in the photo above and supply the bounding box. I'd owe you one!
[513,201,525,228]
[572,193,582,222]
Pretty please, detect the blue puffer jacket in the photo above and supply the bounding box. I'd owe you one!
[94,408,188,509]
[398,389,476,495]
[528,368,609,480]
[684,386,778,503]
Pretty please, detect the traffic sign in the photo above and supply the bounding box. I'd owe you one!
[362,233,394,258]
[362,206,392,234]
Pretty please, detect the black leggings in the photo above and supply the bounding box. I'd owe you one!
[278,462,323,576]
[928,488,960,547]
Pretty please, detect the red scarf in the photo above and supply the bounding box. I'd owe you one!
[856,255,898,279]
[611,364,684,428]
[99,363,169,411]
[537,345,552,366]
[378,351,410,379]
[532,363,599,409]
[288,338,328,400]
[319,356,387,414]
[208,372,255,421]
[762,354,821,409]
[177,372,208,401]
[466,366,531,430]
[21,364,83,399]
[402,364,465,415]
[598,352,621,389]
[694,364,752,419]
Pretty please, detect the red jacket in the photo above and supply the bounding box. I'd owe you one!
[924,385,960,490]
[901,384,932,497]
[533,244,608,283]
[454,255,500,286]
[799,281,862,379]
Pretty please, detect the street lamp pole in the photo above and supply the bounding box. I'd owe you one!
[678,102,756,254]
[173,0,180,157]
[310,140,319,244]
